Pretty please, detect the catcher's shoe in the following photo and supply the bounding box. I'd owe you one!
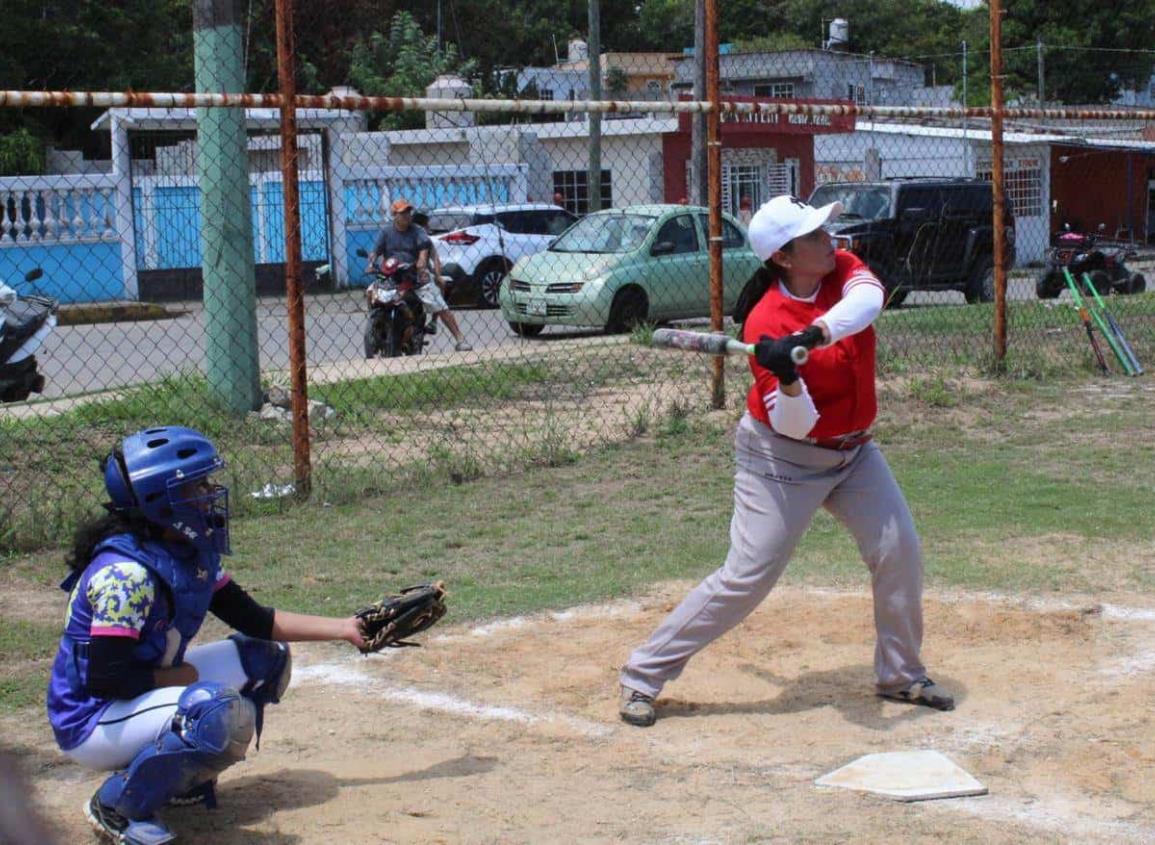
[85,792,175,845]
[619,686,657,727]
[879,676,955,711]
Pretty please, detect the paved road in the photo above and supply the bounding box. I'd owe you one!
[33,294,597,399]
[24,262,1152,400]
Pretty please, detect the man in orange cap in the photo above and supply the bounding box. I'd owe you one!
[367,198,472,351]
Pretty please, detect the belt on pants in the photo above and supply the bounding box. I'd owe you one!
[809,431,873,451]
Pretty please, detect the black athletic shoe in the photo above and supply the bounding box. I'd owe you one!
[85,791,175,844]
[879,676,956,711]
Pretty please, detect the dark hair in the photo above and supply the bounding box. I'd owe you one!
[66,507,159,573]
[412,211,429,227]
[732,247,793,326]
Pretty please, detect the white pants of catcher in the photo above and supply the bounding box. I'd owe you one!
[65,640,251,771]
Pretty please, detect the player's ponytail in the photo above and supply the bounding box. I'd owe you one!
[65,507,159,573]
[733,259,785,326]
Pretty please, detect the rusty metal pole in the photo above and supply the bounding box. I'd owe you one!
[274,0,311,497]
[989,0,1008,363]
[705,0,724,408]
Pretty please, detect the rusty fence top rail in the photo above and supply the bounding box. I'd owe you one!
[5,89,1155,122]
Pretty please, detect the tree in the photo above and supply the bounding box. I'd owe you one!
[349,11,477,130]
[958,0,1155,104]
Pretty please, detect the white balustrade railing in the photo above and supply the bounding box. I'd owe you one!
[0,175,119,246]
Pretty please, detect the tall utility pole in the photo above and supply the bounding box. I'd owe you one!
[587,0,602,213]
[193,0,261,414]
[1036,38,1045,104]
[692,0,707,205]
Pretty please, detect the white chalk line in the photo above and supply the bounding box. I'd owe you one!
[934,792,1155,844]
[293,661,612,738]
[429,599,644,642]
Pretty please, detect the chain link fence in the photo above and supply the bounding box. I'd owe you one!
[2,6,1153,550]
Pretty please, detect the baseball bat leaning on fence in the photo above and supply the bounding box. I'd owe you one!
[1060,277,1110,375]
[650,328,812,365]
[1081,272,1144,376]
[1063,270,1135,376]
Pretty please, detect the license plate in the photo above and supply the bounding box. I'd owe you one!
[527,299,547,316]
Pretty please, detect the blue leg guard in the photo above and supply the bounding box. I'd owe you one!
[97,681,255,822]
[228,633,291,746]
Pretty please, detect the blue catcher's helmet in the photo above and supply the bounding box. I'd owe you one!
[103,426,231,555]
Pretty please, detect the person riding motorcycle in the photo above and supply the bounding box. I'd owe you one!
[366,199,472,352]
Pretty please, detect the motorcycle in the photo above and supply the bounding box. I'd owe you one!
[362,255,428,359]
[1036,224,1147,299]
[0,268,58,402]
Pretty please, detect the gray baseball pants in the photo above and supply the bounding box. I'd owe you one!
[620,413,926,698]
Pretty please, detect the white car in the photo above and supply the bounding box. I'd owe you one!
[424,203,578,308]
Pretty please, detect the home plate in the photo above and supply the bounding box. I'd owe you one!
[815,750,988,802]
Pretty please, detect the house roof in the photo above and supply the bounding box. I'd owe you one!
[853,121,1155,152]
[90,105,361,132]
[382,115,679,146]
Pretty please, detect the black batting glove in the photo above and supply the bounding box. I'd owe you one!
[754,334,799,386]
[785,325,825,351]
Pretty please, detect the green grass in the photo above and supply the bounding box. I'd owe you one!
[5,375,1153,712]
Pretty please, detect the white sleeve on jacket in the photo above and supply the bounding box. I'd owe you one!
[817,275,885,344]
[766,380,820,439]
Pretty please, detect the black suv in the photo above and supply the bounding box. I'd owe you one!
[808,179,1015,306]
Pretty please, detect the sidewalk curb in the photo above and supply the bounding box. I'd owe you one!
[57,302,188,326]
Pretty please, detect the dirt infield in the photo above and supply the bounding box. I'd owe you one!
[11,583,1155,844]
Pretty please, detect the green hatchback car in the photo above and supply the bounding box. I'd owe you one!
[499,204,764,336]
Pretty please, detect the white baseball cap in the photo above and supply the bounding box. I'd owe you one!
[747,195,844,262]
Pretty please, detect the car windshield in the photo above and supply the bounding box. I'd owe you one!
[427,212,494,234]
[549,212,657,254]
[809,185,892,221]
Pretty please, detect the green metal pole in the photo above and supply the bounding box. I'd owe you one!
[193,0,262,413]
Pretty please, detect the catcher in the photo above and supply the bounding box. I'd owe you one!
[45,426,446,845]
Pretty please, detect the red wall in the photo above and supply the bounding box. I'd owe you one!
[1050,145,1155,242]
[662,131,816,203]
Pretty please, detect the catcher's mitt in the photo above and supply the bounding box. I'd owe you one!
[354,582,447,653]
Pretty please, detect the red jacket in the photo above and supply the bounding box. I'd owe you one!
[742,251,882,439]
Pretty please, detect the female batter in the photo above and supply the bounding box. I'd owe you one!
[619,195,954,727]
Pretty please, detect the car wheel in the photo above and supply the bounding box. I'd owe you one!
[509,321,544,338]
[477,259,512,308]
[605,287,649,333]
[1035,272,1062,299]
[1126,272,1147,294]
[965,259,995,304]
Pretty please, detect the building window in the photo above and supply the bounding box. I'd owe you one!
[754,82,795,99]
[847,84,867,105]
[976,158,1042,217]
[539,89,554,100]
[723,164,763,218]
[553,170,613,215]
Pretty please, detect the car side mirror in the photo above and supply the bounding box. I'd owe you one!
[901,207,932,225]
[25,268,44,282]
[651,241,676,256]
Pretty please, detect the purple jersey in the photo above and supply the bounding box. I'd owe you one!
[46,551,229,751]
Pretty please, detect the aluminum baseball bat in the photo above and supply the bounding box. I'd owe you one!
[651,328,809,365]
[1065,271,1133,375]
[1081,272,1144,375]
